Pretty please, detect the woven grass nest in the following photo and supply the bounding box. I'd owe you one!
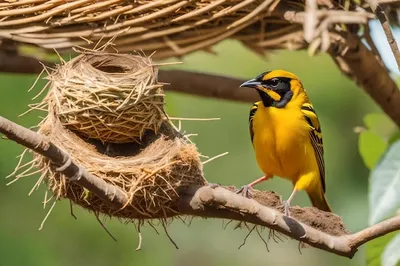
[0,0,388,60]
[14,51,206,220]
[50,52,164,143]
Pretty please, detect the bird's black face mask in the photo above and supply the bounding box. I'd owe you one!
[240,73,293,108]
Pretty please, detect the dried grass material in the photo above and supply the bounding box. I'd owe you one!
[10,50,207,220]
[30,109,206,219]
[0,0,376,59]
[49,51,164,143]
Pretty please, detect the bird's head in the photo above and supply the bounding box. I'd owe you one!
[240,70,306,108]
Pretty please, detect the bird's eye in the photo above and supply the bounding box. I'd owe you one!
[269,78,280,87]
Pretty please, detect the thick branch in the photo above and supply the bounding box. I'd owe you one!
[159,70,258,102]
[0,56,258,102]
[178,186,400,258]
[0,116,128,209]
[329,31,400,127]
[0,51,51,74]
[1,114,400,258]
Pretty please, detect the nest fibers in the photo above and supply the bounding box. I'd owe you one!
[12,51,207,220]
[51,52,164,143]
[0,1,377,59]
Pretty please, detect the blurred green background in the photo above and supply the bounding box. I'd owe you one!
[0,39,385,266]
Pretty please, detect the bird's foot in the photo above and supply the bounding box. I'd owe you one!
[207,182,221,189]
[283,200,291,217]
[236,185,254,198]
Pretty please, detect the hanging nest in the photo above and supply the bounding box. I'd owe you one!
[13,50,207,219]
[0,0,381,60]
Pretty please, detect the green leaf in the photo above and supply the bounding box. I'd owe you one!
[359,131,387,169]
[369,140,400,225]
[367,232,398,266]
[364,113,396,140]
[382,233,400,266]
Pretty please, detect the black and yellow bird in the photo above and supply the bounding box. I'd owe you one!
[238,70,331,215]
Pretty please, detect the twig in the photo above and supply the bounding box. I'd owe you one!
[94,212,117,242]
[363,23,385,63]
[365,0,400,71]
[304,0,318,42]
[202,152,229,165]
[238,225,257,249]
[162,222,179,249]
[69,200,77,220]
[298,241,303,255]
[256,227,270,252]
[39,200,56,231]
[136,222,142,251]
[146,221,160,235]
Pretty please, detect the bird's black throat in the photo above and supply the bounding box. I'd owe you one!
[257,89,293,108]
[256,77,293,108]
[257,89,274,107]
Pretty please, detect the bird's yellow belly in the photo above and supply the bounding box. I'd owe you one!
[252,107,317,186]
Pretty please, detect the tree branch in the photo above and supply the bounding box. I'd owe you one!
[329,31,400,127]
[159,70,258,103]
[365,0,400,71]
[1,114,400,258]
[0,115,128,209]
[0,51,51,74]
[178,185,400,258]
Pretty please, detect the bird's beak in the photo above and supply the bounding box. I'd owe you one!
[239,78,262,89]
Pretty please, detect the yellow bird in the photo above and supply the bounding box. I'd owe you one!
[238,70,331,215]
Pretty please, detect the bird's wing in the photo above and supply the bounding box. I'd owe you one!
[249,102,259,144]
[301,103,326,192]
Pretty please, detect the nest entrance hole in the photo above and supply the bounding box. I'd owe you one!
[77,122,182,158]
[85,54,145,75]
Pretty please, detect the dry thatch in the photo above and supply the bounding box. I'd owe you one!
[12,51,207,220]
[0,0,389,59]
[48,52,164,143]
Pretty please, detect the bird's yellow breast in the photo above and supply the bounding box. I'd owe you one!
[252,102,317,183]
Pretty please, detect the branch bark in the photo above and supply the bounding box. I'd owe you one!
[366,0,400,71]
[329,31,400,127]
[0,116,128,209]
[159,70,258,103]
[1,114,400,258]
[0,51,51,74]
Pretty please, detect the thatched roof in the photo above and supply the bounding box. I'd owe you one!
[0,0,387,58]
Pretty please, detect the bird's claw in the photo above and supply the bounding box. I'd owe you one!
[236,185,254,198]
[283,200,291,217]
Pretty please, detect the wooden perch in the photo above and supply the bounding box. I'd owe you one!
[1,114,400,258]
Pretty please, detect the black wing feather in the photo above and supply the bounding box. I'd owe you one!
[301,103,326,192]
[249,102,259,144]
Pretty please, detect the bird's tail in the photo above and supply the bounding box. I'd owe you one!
[308,190,332,212]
